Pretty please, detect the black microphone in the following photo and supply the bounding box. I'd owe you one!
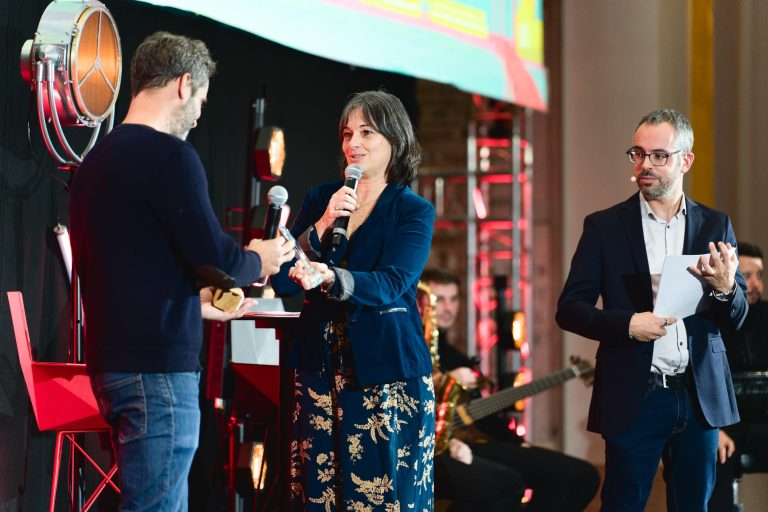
[263,185,288,239]
[249,185,288,295]
[332,165,363,246]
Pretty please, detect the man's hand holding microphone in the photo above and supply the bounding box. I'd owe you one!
[247,234,295,277]
[206,186,295,315]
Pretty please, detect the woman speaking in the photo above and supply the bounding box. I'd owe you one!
[272,90,435,511]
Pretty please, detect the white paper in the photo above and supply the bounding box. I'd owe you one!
[653,248,735,319]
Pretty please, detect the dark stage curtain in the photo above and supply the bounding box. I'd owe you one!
[0,0,417,509]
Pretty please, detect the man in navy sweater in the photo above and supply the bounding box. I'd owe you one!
[69,32,295,510]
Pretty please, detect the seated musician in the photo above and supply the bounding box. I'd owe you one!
[709,242,768,511]
[422,269,599,512]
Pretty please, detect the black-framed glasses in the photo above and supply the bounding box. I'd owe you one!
[626,148,682,166]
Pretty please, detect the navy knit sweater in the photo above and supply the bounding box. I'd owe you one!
[69,124,262,373]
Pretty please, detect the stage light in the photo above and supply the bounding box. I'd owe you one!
[520,341,531,359]
[511,310,526,349]
[253,126,285,181]
[237,442,266,490]
[20,0,121,168]
[513,368,532,411]
[472,187,488,219]
[521,487,533,504]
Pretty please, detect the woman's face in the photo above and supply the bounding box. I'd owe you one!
[341,107,392,179]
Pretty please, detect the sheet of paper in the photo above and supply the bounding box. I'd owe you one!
[653,248,735,319]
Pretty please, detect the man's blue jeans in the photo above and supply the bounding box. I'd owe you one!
[91,372,200,511]
[601,377,719,512]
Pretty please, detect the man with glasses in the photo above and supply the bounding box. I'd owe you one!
[557,108,748,511]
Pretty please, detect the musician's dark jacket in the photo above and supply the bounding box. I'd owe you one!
[709,300,768,510]
[721,300,768,371]
[271,180,435,387]
[556,193,748,435]
[437,332,524,444]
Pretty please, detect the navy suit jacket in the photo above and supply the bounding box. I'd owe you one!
[271,181,435,387]
[556,194,748,435]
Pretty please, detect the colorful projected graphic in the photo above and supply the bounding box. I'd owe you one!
[132,0,547,110]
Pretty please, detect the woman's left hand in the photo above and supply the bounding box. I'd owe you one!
[289,261,334,290]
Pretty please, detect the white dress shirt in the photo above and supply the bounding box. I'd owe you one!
[639,193,689,375]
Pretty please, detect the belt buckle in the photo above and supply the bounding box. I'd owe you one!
[662,373,671,389]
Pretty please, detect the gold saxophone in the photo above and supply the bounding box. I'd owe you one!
[416,281,440,372]
[417,281,465,454]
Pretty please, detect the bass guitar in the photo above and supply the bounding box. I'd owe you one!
[434,356,594,454]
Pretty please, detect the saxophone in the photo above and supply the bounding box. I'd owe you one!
[416,281,440,371]
[417,281,464,454]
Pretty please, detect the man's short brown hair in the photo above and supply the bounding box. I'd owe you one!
[130,31,216,97]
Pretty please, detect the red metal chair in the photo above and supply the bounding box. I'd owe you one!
[7,291,119,511]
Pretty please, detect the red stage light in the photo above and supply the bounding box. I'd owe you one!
[472,187,487,219]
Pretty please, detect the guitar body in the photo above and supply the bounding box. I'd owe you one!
[434,375,493,454]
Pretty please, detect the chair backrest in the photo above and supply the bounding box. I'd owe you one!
[6,291,109,432]
[7,291,38,407]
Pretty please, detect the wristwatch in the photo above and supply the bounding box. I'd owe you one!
[712,282,737,301]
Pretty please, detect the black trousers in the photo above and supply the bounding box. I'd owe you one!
[435,440,600,512]
[708,421,768,511]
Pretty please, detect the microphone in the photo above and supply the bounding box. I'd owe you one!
[249,185,289,293]
[630,176,637,182]
[263,185,288,240]
[332,165,364,246]
[53,223,73,284]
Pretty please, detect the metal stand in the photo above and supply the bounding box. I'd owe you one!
[70,268,86,510]
[205,313,297,511]
[241,97,266,247]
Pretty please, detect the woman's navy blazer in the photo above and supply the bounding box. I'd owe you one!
[271,180,435,387]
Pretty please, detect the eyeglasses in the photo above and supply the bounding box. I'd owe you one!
[626,148,682,166]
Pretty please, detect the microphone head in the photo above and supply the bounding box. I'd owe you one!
[344,164,363,180]
[267,185,289,206]
[630,176,637,182]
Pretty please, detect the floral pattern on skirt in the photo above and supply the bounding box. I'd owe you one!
[289,321,435,511]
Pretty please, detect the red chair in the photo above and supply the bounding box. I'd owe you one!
[7,291,119,511]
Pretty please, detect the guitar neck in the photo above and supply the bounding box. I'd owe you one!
[460,366,578,425]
